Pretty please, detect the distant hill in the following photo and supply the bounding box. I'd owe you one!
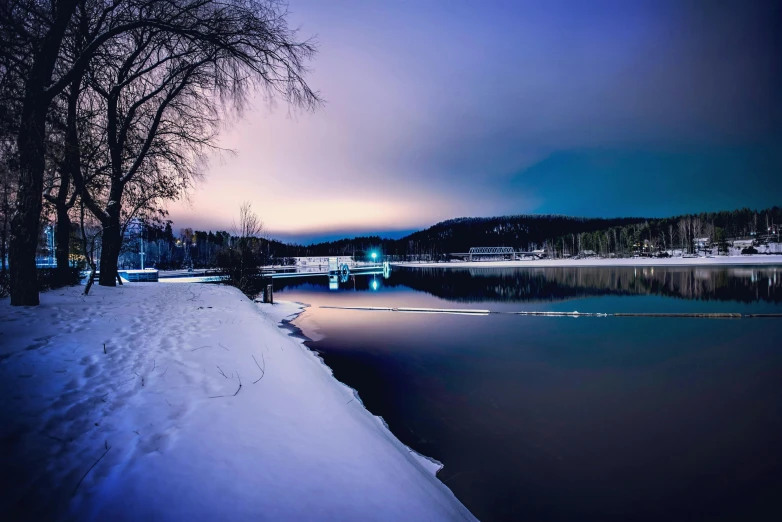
[397,215,648,254]
[297,215,649,256]
[155,206,781,267]
[296,207,781,258]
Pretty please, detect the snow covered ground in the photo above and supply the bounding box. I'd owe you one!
[394,254,782,269]
[0,283,475,521]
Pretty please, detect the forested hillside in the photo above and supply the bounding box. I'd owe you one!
[549,207,782,258]
[121,207,781,269]
[396,215,647,255]
[299,207,781,259]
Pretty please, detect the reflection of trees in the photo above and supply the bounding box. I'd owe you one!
[387,267,782,304]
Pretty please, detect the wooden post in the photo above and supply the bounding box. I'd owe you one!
[267,284,274,304]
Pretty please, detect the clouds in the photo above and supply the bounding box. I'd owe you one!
[169,0,782,241]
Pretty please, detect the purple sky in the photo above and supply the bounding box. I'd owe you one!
[168,0,782,243]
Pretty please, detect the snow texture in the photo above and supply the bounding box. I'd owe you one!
[0,283,476,522]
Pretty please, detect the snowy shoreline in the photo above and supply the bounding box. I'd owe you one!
[393,254,782,269]
[0,284,475,521]
[263,299,448,477]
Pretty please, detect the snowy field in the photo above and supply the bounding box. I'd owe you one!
[393,254,782,269]
[0,284,475,521]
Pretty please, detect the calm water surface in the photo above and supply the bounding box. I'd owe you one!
[277,266,782,522]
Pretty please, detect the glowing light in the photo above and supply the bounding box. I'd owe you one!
[371,280,378,290]
[371,252,377,260]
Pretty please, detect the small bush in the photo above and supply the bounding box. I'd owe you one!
[37,267,84,290]
[741,246,759,255]
[216,249,266,298]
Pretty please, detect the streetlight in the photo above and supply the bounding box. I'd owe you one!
[371,251,377,266]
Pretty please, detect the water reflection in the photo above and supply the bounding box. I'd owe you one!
[321,263,390,292]
[381,266,782,303]
[278,266,782,521]
[278,266,782,303]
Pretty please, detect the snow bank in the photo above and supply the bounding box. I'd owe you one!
[0,284,476,521]
[394,254,782,269]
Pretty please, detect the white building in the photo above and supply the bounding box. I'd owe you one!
[294,256,354,268]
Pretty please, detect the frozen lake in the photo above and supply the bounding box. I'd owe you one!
[277,266,782,522]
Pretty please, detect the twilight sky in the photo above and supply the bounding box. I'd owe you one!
[168,0,782,244]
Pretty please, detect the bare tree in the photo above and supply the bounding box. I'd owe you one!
[2,0,81,304]
[219,201,264,295]
[236,201,263,239]
[78,2,319,287]
[678,218,688,254]
[3,0,320,304]
[79,199,101,295]
[42,71,90,284]
[0,142,15,294]
[690,216,702,253]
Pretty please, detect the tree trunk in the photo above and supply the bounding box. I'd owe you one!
[9,108,47,305]
[1,182,8,275]
[53,73,82,286]
[0,224,6,275]
[79,204,96,296]
[9,0,80,305]
[99,213,122,287]
[55,206,71,284]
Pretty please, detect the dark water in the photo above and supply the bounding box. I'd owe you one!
[277,266,782,522]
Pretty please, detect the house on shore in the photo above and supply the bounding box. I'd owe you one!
[732,239,754,249]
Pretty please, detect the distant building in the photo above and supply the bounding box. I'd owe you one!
[295,256,354,268]
[732,239,754,248]
[581,250,597,257]
[695,237,711,250]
